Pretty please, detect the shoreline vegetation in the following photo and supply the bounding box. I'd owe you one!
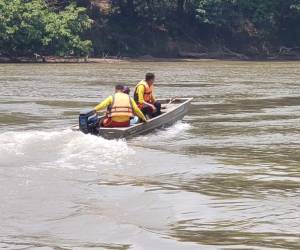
[2,1,300,62]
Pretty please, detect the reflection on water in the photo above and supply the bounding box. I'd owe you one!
[0,61,300,249]
[171,223,300,249]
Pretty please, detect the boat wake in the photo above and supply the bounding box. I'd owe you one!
[133,121,191,141]
[0,122,191,170]
[129,121,192,152]
[154,121,192,139]
[0,129,134,170]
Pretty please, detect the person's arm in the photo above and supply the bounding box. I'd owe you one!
[131,98,147,122]
[137,85,145,104]
[94,96,113,112]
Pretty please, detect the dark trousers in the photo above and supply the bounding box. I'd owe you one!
[141,101,161,118]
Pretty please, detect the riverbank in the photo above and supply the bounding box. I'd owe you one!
[1,51,300,63]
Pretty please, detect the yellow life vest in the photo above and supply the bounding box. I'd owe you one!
[134,80,153,103]
[107,92,134,118]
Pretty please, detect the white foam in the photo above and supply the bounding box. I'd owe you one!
[0,129,134,170]
[134,121,192,142]
[157,121,191,139]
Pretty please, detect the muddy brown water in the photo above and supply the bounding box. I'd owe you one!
[0,61,300,249]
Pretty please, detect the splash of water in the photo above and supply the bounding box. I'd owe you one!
[133,121,192,143]
[0,129,134,170]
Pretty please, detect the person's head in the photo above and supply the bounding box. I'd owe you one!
[123,86,130,95]
[115,84,124,93]
[145,73,155,85]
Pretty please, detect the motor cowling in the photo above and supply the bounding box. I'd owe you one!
[79,109,99,134]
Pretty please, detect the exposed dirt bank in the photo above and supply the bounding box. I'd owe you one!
[1,51,300,64]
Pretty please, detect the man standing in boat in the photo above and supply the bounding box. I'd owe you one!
[94,85,147,127]
[134,73,161,118]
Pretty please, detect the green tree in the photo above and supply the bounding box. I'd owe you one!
[0,0,92,57]
[195,0,300,43]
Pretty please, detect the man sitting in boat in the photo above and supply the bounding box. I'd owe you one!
[94,85,147,127]
[134,73,161,118]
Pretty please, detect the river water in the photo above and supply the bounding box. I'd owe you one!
[0,61,299,249]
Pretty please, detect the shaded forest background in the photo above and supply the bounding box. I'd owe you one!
[1,0,300,59]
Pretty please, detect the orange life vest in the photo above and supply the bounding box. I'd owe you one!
[107,92,134,118]
[134,80,154,104]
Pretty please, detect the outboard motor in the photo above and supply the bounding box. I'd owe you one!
[79,109,99,135]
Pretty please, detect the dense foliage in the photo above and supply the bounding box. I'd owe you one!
[0,0,92,57]
[1,0,300,58]
[102,0,300,56]
[195,1,300,44]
